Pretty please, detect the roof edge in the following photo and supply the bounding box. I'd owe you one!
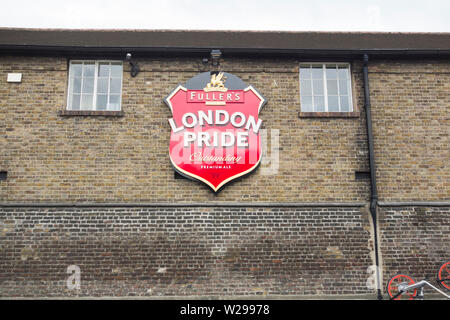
[1,44,450,58]
[0,27,449,35]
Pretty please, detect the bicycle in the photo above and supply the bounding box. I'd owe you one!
[386,261,450,300]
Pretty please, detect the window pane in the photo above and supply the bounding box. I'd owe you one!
[97,78,108,94]
[96,94,108,110]
[109,94,121,111]
[83,63,95,77]
[80,94,93,109]
[71,63,82,77]
[327,79,338,95]
[300,80,312,96]
[313,79,324,95]
[70,94,81,110]
[340,96,350,111]
[326,66,337,79]
[98,63,110,77]
[338,66,349,79]
[68,60,123,111]
[298,63,352,113]
[111,63,122,77]
[328,96,339,112]
[70,77,81,94]
[339,79,348,95]
[110,78,122,94]
[300,67,311,79]
[311,65,323,79]
[82,77,94,94]
[313,96,325,112]
[301,96,313,112]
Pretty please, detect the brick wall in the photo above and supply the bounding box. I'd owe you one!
[0,55,449,297]
[0,56,370,202]
[0,206,373,297]
[379,206,450,287]
[370,60,450,201]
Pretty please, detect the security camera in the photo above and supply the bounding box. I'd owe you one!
[126,53,132,61]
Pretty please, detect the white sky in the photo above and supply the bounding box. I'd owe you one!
[0,0,449,32]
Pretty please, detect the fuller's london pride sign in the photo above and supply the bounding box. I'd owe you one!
[164,72,266,191]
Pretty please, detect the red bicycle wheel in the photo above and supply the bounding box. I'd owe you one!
[437,261,450,290]
[387,274,417,300]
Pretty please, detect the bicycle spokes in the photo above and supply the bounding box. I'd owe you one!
[387,274,417,300]
[438,262,450,290]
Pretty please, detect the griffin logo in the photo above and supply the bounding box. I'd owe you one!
[204,72,227,92]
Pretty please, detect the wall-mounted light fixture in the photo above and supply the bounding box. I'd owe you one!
[210,49,222,67]
[126,53,139,77]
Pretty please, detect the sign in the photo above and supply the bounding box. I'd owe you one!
[164,72,266,191]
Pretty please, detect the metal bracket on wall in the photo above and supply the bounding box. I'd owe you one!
[125,53,139,77]
[210,49,222,67]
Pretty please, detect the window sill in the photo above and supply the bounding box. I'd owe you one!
[59,110,124,117]
[298,111,360,118]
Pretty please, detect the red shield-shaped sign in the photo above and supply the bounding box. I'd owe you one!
[164,72,266,191]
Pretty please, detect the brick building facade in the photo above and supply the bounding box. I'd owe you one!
[0,29,448,298]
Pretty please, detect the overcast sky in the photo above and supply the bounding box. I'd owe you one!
[0,0,449,32]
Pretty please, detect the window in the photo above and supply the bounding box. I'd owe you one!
[300,63,353,113]
[67,61,123,111]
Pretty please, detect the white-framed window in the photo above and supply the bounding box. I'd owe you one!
[67,60,123,111]
[299,63,353,113]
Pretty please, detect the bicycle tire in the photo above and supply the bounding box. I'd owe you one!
[437,261,450,290]
[386,274,418,300]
